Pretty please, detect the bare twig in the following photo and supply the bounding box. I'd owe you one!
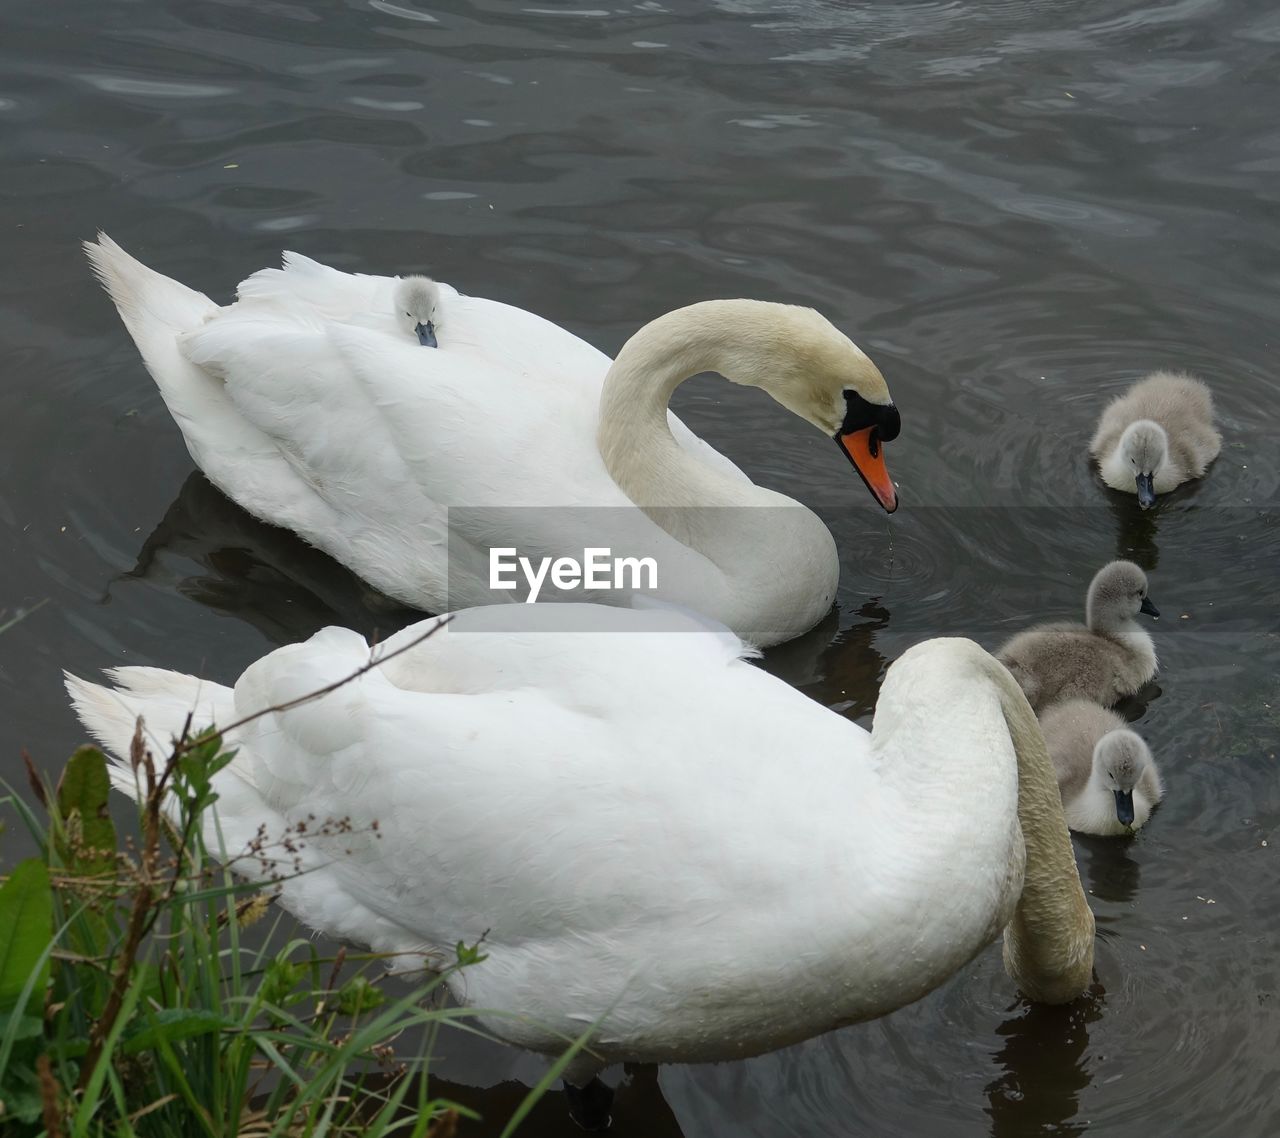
[427,1109,458,1138]
[313,945,349,1018]
[172,616,453,757]
[125,1093,179,1126]
[21,749,48,810]
[79,722,162,1091]
[37,1051,64,1138]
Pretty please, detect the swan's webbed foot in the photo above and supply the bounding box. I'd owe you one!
[564,1076,613,1131]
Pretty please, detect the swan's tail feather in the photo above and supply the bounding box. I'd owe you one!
[84,233,284,482]
[64,667,238,800]
[84,233,218,340]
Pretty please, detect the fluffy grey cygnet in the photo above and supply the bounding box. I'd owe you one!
[1040,699,1163,835]
[394,276,440,346]
[997,560,1159,713]
[1090,370,1221,508]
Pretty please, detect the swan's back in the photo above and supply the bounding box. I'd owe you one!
[68,615,1075,1065]
[112,606,867,957]
[237,255,748,481]
[86,237,753,616]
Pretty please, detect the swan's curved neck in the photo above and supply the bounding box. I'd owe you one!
[595,303,838,643]
[597,303,776,512]
[993,660,1096,1002]
[856,649,1092,1009]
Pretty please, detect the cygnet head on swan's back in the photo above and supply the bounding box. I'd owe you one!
[1118,420,1168,508]
[393,275,440,346]
[1086,559,1159,632]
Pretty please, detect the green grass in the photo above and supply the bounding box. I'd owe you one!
[0,722,555,1137]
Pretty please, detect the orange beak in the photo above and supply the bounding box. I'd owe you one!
[837,427,898,513]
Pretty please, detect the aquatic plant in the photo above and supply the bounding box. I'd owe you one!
[0,714,560,1136]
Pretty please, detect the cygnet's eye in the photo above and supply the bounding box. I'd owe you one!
[405,311,413,318]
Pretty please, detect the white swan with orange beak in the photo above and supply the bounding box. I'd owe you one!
[84,235,899,646]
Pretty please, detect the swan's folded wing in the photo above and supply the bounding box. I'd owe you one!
[181,312,443,521]
[435,292,611,380]
[229,625,628,953]
[326,324,626,508]
[229,612,806,959]
[236,251,389,317]
[412,291,749,484]
[362,603,758,697]
[241,257,747,486]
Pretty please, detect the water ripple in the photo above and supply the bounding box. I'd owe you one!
[76,73,236,98]
[3,0,1279,1134]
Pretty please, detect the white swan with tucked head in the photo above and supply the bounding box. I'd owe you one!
[84,235,900,647]
[67,605,1094,1129]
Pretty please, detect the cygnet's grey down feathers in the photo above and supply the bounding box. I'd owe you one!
[1090,370,1221,498]
[393,276,440,345]
[1040,699,1164,834]
[997,560,1158,713]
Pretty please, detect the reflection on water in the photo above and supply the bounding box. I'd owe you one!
[760,597,890,716]
[1105,489,1163,571]
[985,988,1106,1138]
[3,0,1280,1133]
[432,1066,684,1138]
[112,472,420,648]
[1075,833,1143,904]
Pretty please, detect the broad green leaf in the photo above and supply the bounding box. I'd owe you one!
[0,859,53,1013]
[0,1075,44,1124]
[55,746,116,877]
[121,1007,232,1055]
[0,1010,43,1042]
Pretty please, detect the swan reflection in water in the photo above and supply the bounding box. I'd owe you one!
[985,986,1106,1138]
[761,597,892,718]
[116,472,894,708]
[108,471,421,648]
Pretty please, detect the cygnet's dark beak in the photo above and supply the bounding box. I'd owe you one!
[1135,471,1156,509]
[1114,789,1135,828]
[415,320,437,348]
[1140,595,1160,618]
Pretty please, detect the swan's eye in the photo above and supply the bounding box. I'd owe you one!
[405,311,413,318]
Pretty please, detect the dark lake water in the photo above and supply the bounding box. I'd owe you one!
[3,0,1279,1134]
